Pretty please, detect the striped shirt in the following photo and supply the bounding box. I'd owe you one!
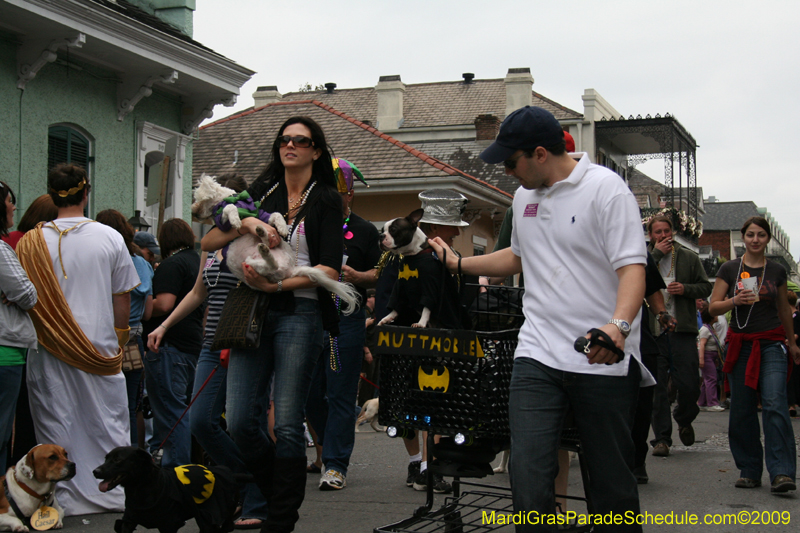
[202,253,239,346]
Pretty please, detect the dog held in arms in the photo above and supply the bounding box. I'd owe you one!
[377,209,469,329]
[0,445,76,532]
[192,174,359,312]
[93,446,241,533]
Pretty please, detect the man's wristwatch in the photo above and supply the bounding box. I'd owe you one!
[608,319,631,338]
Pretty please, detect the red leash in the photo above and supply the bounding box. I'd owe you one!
[359,374,379,390]
[157,350,230,451]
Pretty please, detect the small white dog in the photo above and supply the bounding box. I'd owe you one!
[0,444,76,532]
[355,398,383,433]
[192,175,359,312]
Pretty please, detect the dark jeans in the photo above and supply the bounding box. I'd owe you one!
[144,344,197,468]
[305,309,366,476]
[0,364,24,473]
[226,298,323,463]
[632,351,658,468]
[190,345,268,520]
[123,334,144,446]
[508,358,641,533]
[651,332,700,446]
[728,340,796,482]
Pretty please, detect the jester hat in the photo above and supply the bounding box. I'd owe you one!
[332,158,368,193]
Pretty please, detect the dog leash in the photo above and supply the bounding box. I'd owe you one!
[358,374,379,390]
[156,349,229,452]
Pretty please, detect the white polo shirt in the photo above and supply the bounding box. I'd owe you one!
[511,153,652,382]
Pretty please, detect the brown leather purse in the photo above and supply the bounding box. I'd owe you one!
[210,282,269,351]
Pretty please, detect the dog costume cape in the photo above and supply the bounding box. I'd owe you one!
[387,251,470,330]
[119,464,238,532]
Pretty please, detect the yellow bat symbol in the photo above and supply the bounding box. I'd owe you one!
[418,365,450,392]
[398,264,419,280]
[175,464,216,504]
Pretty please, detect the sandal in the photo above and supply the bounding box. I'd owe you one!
[234,518,264,530]
[307,462,322,473]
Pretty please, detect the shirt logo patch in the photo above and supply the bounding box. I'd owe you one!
[523,204,539,217]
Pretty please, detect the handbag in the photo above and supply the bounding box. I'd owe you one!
[121,336,144,372]
[210,282,270,351]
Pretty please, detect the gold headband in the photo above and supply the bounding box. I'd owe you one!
[51,178,86,198]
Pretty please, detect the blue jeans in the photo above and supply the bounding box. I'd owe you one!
[227,298,323,463]
[509,358,641,533]
[123,334,144,446]
[306,309,366,476]
[0,364,24,473]
[144,344,197,468]
[728,340,796,482]
[191,345,268,520]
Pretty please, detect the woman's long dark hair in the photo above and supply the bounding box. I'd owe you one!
[0,181,16,235]
[255,116,341,219]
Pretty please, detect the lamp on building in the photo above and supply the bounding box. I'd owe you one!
[128,210,151,231]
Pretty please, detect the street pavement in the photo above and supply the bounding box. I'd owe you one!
[61,411,799,532]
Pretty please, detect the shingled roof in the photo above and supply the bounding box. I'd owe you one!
[194,100,511,200]
[278,79,583,127]
[88,0,218,54]
[702,201,760,231]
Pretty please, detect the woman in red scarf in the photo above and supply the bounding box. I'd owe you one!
[709,216,800,493]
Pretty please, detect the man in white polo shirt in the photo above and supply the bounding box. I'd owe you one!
[429,106,650,532]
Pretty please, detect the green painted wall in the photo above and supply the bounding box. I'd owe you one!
[0,40,193,225]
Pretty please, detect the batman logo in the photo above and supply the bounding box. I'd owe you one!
[398,264,419,280]
[417,364,450,392]
[175,464,216,504]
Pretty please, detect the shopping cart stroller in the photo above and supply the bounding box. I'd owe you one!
[374,285,594,533]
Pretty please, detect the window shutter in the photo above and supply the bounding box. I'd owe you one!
[48,127,90,169]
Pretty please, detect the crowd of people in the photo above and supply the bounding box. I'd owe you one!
[1,109,798,533]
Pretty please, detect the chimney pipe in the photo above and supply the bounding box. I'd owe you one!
[324,82,337,94]
[462,73,475,84]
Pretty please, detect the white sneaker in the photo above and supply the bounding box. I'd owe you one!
[319,469,346,490]
[706,405,725,412]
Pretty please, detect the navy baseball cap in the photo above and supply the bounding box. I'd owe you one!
[133,231,160,256]
[479,106,565,164]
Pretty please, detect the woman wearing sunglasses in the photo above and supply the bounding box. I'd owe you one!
[202,116,344,533]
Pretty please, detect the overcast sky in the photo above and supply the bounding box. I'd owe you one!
[194,0,800,258]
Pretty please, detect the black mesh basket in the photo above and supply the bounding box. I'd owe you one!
[376,326,517,439]
[468,285,524,332]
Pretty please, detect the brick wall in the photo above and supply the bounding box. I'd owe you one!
[699,230,730,260]
[475,114,500,141]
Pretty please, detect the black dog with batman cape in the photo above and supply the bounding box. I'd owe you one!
[93,446,240,533]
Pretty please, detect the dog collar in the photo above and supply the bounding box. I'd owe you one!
[3,477,31,528]
[13,470,52,503]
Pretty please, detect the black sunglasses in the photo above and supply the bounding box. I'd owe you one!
[503,152,525,170]
[276,135,314,148]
